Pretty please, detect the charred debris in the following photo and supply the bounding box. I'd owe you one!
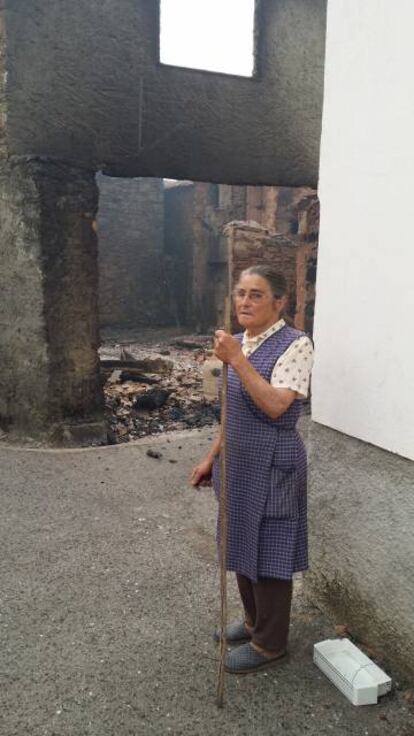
[100,335,219,444]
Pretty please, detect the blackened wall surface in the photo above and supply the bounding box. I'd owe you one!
[0,160,48,433]
[40,164,102,429]
[164,182,194,326]
[3,0,326,187]
[0,159,103,441]
[97,175,166,328]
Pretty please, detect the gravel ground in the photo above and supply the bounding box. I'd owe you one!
[0,429,413,736]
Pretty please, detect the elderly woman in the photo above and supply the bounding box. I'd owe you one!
[191,265,314,675]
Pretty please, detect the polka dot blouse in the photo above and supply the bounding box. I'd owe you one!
[242,319,314,398]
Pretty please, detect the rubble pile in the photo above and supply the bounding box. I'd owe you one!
[101,336,220,444]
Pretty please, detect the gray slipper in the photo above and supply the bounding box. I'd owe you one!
[224,642,287,674]
[213,621,251,643]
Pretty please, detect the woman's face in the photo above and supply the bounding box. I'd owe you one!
[233,273,286,334]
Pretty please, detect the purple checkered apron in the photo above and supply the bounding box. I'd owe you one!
[213,325,308,582]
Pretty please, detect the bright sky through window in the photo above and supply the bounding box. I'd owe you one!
[160,0,255,77]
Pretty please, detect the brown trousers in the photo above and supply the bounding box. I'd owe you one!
[236,574,293,655]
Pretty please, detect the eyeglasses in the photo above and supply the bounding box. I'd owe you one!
[233,288,282,304]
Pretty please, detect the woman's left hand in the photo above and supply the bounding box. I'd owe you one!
[214,330,243,365]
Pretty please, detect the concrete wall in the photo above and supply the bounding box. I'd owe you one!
[307,422,414,679]
[313,0,414,461]
[97,175,166,328]
[3,0,326,187]
[308,0,414,678]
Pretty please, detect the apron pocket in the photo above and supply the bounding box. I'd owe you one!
[271,437,298,471]
[264,467,299,519]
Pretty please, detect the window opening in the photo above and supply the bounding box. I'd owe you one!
[160,0,255,77]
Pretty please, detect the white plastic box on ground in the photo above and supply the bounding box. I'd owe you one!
[314,639,392,706]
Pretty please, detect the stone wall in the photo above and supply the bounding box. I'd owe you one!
[98,179,249,332]
[0,159,48,435]
[0,158,104,444]
[97,175,166,328]
[163,182,319,332]
[229,187,319,334]
[225,222,317,333]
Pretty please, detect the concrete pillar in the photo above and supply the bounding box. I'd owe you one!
[0,157,105,445]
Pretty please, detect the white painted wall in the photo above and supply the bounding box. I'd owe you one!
[312,0,414,461]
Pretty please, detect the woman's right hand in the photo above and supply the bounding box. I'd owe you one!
[190,458,214,487]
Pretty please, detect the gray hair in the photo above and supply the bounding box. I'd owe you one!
[239,265,287,299]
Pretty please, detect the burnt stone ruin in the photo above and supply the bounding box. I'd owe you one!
[0,0,327,444]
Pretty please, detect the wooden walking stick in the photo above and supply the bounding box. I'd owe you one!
[216,225,234,708]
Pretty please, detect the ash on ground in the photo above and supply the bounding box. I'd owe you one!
[100,330,220,444]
